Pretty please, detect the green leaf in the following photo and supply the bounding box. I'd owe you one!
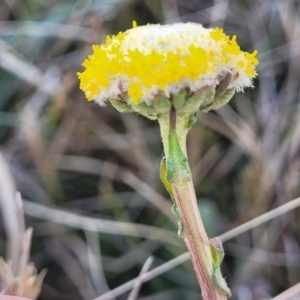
[160,158,184,237]
[209,237,231,297]
[166,128,191,184]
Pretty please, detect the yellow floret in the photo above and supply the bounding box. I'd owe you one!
[77,22,259,105]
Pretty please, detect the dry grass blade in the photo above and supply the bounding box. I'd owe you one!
[0,21,96,42]
[0,40,57,94]
[272,282,300,300]
[0,151,23,273]
[22,200,178,245]
[218,197,300,242]
[92,253,190,300]
[0,153,46,299]
[209,0,229,27]
[84,231,111,296]
[44,238,94,300]
[127,257,154,300]
[104,240,159,273]
[54,155,175,222]
[226,243,300,266]
[92,196,300,299]
[121,171,175,221]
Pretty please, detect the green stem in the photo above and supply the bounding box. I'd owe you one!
[158,111,229,300]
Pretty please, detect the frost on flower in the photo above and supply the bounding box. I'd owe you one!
[78,22,258,118]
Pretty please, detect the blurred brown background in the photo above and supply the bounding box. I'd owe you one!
[1,0,300,299]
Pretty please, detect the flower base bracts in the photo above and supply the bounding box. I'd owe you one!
[109,71,236,121]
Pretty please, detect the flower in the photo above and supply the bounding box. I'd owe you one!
[78,23,257,296]
[78,22,258,116]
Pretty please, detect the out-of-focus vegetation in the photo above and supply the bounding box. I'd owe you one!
[0,0,300,299]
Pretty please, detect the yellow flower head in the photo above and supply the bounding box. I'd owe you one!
[78,22,258,111]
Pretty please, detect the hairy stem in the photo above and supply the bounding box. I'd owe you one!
[158,111,228,300]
